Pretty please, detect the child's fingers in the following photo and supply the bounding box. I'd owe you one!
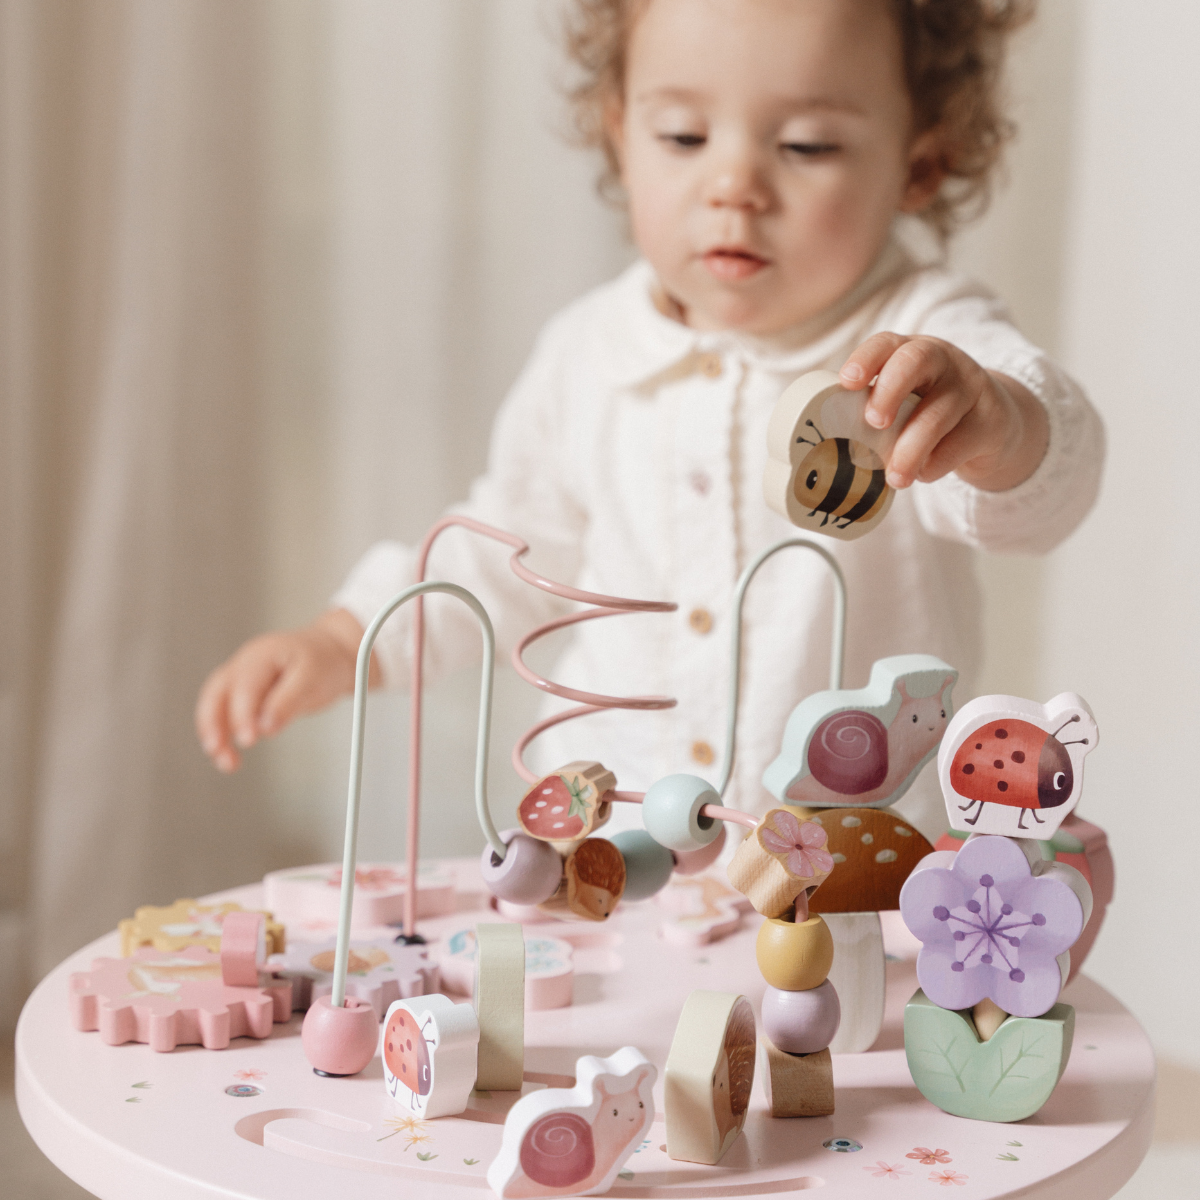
[227,650,286,751]
[839,332,907,406]
[867,336,962,432]
[258,660,319,737]
[884,380,980,487]
[195,668,241,772]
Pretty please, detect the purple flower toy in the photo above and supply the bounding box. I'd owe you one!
[900,835,1091,1018]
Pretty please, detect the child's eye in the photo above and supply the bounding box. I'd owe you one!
[659,133,706,149]
[781,141,840,157]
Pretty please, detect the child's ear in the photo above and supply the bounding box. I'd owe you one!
[901,128,947,214]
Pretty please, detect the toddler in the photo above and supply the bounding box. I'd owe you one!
[196,0,1102,838]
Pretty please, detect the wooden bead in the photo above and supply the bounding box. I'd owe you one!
[758,1039,834,1118]
[538,837,626,922]
[905,988,1075,1122]
[760,980,840,1055]
[609,830,674,901]
[726,807,834,918]
[517,761,616,844]
[671,824,727,876]
[642,774,722,853]
[755,913,834,991]
[665,991,756,1165]
[480,829,563,905]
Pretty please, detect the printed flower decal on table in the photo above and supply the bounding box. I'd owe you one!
[864,1161,913,1180]
[929,1169,969,1186]
[899,835,1089,1017]
[760,810,835,881]
[907,1148,952,1165]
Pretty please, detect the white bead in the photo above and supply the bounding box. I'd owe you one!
[642,774,721,853]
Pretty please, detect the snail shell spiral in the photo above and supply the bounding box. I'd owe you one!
[808,710,888,795]
[520,1111,595,1188]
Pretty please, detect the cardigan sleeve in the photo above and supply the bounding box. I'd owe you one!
[330,312,589,688]
[896,278,1105,554]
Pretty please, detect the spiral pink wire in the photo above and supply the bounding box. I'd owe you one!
[398,514,756,937]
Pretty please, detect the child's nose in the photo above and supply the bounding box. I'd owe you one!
[705,147,771,213]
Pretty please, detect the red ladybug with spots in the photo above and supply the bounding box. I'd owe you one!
[939,694,1098,837]
[382,1004,434,1107]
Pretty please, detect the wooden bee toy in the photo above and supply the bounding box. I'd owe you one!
[939,693,1098,838]
[763,369,920,540]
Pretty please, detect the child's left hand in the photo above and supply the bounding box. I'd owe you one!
[839,333,1050,493]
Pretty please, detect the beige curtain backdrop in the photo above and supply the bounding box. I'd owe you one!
[4,1,1200,1196]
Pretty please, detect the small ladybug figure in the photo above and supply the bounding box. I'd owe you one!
[938,693,1098,839]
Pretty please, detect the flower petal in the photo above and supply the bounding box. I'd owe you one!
[799,821,827,849]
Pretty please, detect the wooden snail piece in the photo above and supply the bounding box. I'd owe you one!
[487,1046,656,1198]
[763,655,957,811]
[763,369,920,540]
[939,693,1098,838]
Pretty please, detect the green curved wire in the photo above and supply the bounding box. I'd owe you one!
[331,580,498,1007]
[716,537,847,799]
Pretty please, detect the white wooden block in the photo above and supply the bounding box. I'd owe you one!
[665,991,756,1165]
[487,1046,655,1197]
[381,994,479,1119]
[824,911,885,1054]
[474,923,525,1091]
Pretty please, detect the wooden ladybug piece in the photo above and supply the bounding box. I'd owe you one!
[381,994,479,1119]
[517,761,616,846]
[487,1045,656,1197]
[939,693,1098,839]
[763,369,919,540]
[763,655,957,809]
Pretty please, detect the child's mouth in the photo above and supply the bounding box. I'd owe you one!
[702,248,769,281]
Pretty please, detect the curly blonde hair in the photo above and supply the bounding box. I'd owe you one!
[562,0,1034,240]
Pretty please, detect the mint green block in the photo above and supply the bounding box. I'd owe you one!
[904,988,1075,1122]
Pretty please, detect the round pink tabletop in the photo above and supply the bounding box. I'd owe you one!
[17,860,1153,1200]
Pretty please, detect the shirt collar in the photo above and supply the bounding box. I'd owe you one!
[603,238,918,392]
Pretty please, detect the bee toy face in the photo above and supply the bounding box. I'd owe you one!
[938,693,1098,839]
[764,370,919,542]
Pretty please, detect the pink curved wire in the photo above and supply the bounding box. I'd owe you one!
[400,514,755,936]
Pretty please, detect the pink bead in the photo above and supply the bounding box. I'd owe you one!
[481,828,563,905]
[301,995,379,1076]
[761,979,841,1055]
[670,824,727,875]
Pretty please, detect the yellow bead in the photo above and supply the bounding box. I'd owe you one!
[755,913,834,991]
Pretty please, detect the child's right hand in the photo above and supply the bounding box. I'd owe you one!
[195,608,378,772]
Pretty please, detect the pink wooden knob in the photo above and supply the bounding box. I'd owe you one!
[761,980,841,1054]
[480,828,562,905]
[219,911,266,987]
[670,824,727,876]
[301,995,378,1076]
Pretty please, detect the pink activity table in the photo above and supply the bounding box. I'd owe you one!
[16,858,1153,1199]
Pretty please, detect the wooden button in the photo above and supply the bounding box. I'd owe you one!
[690,740,715,766]
[698,353,722,378]
[687,608,713,635]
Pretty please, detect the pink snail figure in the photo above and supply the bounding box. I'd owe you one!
[488,1047,656,1198]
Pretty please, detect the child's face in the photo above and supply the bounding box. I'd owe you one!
[614,0,935,335]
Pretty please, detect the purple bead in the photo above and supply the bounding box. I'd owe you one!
[479,829,562,905]
[761,980,841,1055]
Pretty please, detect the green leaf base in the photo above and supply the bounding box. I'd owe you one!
[904,988,1074,1122]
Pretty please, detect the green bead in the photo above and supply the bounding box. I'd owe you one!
[642,774,721,853]
[610,830,675,901]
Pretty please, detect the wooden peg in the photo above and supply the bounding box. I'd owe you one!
[759,1039,834,1117]
[517,761,616,845]
[823,911,886,1054]
[665,991,756,1165]
[381,994,479,1119]
[219,911,266,988]
[474,923,525,1091]
[726,807,834,918]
